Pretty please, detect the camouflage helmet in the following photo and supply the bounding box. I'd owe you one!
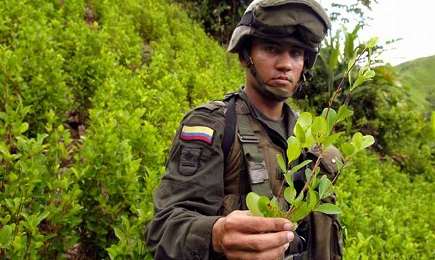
[228,0,331,69]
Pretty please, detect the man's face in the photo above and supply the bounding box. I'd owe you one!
[246,38,305,98]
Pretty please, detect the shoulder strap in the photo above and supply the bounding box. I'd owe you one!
[222,95,237,165]
[221,93,273,199]
[236,108,273,199]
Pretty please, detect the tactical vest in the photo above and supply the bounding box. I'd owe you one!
[218,94,343,260]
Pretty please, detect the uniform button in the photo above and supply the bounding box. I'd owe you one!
[331,158,336,164]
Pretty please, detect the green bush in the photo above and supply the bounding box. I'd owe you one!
[0,0,434,259]
[337,150,435,259]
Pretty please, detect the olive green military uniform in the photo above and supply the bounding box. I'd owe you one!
[145,88,300,259]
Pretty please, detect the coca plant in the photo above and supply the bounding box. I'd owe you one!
[246,38,378,227]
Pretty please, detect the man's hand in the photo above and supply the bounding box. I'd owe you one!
[212,210,295,260]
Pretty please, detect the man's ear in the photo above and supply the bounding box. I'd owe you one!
[238,52,248,67]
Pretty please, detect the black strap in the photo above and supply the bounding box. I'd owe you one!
[222,96,237,166]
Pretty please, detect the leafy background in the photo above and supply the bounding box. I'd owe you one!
[0,0,434,259]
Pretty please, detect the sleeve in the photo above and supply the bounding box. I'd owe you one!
[145,104,227,260]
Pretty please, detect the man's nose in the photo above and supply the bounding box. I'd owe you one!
[276,52,294,71]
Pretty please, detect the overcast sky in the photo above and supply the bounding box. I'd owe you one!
[319,0,434,65]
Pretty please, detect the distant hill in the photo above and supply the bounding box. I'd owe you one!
[395,55,435,110]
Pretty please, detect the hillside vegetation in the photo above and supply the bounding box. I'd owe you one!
[0,0,434,259]
[396,55,435,111]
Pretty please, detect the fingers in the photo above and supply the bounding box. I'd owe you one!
[224,210,293,234]
[224,230,292,251]
[212,210,295,260]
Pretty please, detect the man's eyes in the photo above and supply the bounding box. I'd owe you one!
[289,49,304,57]
[263,45,304,57]
[263,45,279,53]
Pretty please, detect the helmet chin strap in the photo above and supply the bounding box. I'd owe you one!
[242,49,306,102]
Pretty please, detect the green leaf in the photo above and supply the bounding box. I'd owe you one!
[366,36,378,48]
[364,69,375,78]
[312,116,328,143]
[297,112,313,129]
[336,105,354,123]
[341,143,355,158]
[319,175,333,199]
[302,134,315,148]
[329,42,340,70]
[284,186,296,204]
[276,154,287,174]
[292,191,304,208]
[284,173,295,187]
[321,108,337,133]
[246,192,263,217]
[304,168,312,182]
[0,142,10,157]
[19,122,29,134]
[322,132,344,149]
[315,203,342,215]
[352,132,364,151]
[0,225,12,246]
[114,227,125,240]
[258,196,280,217]
[294,123,306,143]
[291,202,309,222]
[361,135,375,150]
[307,187,318,211]
[36,211,50,226]
[289,159,312,175]
[286,136,301,162]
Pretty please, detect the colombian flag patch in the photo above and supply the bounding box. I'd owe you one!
[180,125,214,145]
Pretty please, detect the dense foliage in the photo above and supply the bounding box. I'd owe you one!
[0,0,434,259]
[0,0,241,258]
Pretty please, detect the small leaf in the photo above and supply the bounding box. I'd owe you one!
[341,143,355,158]
[276,154,287,174]
[292,191,304,208]
[297,112,313,129]
[289,159,312,175]
[114,227,125,240]
[329,42,340,70]
[19,123,29,134]
[291,202,309,222]
[336,105,354,123]
[361,135,375,150]
[0,142,10,157]
[0,225,12,246]
[284,186,296,204]
[294,123,306,143]
[304,168,312,182]
[246,192,263,217]
[302,134,316,148]
[366,36,378,48]
[319,175,333,199]
[364,69,376,78]
[307,187,318,211]
[352,132,364,151]
[286,136,301,162]
[322,132,344,149]
[258,196,273,217]
[315,203,342,215]
[284,173,295,187]
[321,108,337,133]
[312,116,328,143]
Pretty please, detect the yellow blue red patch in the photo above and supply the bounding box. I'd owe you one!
[179,125,214,145]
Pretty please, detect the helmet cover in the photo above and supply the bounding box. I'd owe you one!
[228,0,331,69]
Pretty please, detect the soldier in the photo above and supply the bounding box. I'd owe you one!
[145,0,342,259]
